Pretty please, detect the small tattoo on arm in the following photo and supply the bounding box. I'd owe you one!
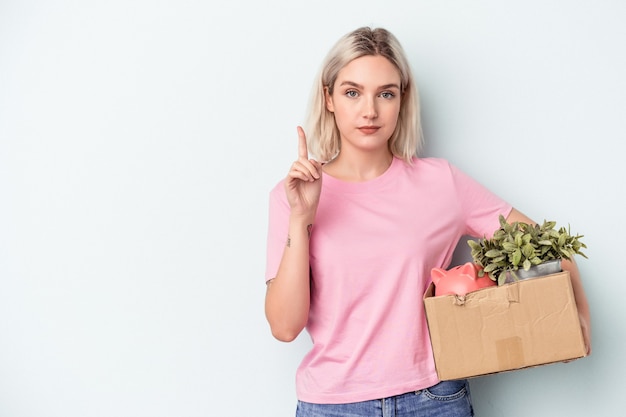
[286,224,313,248]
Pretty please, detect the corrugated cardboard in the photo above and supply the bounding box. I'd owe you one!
[423,271,586,380]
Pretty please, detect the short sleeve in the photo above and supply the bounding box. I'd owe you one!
[449,163,513,238]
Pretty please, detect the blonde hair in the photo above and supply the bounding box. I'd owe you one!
[305,27,423,163]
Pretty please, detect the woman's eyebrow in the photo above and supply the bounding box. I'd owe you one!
[339,81,400,90]
[379,83,401,90]
[339,81,363,89]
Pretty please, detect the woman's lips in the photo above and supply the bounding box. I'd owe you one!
[358,126,380,134]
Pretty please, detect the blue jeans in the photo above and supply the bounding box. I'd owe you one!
[296,380,473,417]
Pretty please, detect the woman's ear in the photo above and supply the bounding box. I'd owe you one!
[324,87,334,112]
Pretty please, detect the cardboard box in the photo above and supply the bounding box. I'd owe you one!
[423,271,586,380]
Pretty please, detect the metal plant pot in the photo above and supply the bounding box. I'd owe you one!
[503,259,562,284]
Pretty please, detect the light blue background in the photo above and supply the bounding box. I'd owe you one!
[1,1,623,416]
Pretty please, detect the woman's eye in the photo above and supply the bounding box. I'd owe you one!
[380,91,395,99]
[345,90,358,98]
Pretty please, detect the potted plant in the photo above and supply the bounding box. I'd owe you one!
[468,215,588,285]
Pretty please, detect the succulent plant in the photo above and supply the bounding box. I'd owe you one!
[468,215,587,285]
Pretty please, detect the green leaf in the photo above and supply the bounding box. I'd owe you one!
[511,249,522,266]
[467,240,481,250]
[522,243,535,258]
[543,220,557,230]
[498,215,507,227]
[530,257,544,265]
[502,242,518,252]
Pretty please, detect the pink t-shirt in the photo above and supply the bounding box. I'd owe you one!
[265,157,512,404]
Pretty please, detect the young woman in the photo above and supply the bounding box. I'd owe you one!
[264,26,591,417]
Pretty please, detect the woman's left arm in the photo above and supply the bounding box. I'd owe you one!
[506,208,592,355]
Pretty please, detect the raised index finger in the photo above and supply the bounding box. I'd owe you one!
[297,126,308,159]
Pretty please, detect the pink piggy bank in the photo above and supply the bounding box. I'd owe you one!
[431,262,496,296]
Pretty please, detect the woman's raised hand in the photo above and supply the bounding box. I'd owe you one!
[284,126,323,217]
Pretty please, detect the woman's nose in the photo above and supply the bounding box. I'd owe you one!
[363,97,378,119]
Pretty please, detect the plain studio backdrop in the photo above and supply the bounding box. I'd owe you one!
[0,1,624,416]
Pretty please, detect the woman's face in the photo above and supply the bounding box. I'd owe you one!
[325,55,402,156]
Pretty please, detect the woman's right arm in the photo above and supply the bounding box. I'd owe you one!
[265,127,322,342]
[265,214,315,342]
